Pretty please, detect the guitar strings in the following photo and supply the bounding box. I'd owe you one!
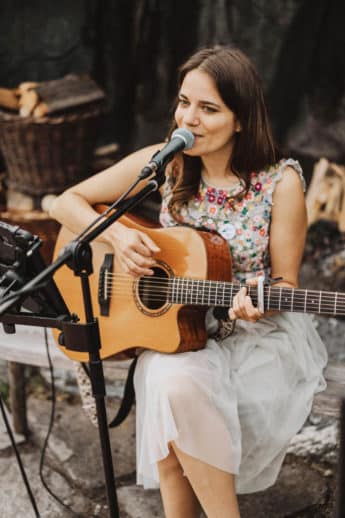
[97,273,345,312]
[108,291,345,313]
[105,275,345,299]
[104,272,345,297]
[104,286,345,312]
[107,292,345,314]
[104,275,345,299]
[105,290,345,312]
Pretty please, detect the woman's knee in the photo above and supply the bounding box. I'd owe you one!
[161,375,200,411]
[157,444,181,478]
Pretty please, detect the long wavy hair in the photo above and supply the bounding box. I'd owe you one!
[167,46,280,218]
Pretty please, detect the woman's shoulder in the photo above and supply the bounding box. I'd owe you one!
[268,158,306,191]
[253,158,305,206]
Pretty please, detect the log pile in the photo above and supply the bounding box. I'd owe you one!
[306,158,345,231]
[303,158,345,293]
[0,75,105,117]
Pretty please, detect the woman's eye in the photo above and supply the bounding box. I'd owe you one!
[202,105,217,113]
[178,99,189,106]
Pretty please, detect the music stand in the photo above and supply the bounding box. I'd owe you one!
[0,172,165,518]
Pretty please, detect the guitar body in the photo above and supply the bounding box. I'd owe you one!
[52,213,232,362]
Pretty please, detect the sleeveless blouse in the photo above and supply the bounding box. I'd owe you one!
[159,158,305,282]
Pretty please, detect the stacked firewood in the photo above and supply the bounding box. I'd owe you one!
[0,75,105,117]
[306,158,345,232]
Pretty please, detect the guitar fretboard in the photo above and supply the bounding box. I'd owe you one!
[167,278,345,316]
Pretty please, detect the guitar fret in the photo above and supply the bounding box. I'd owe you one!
[167,276,345,316]
[178,277,182,304]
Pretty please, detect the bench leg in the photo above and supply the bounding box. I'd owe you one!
[8,362,29,437]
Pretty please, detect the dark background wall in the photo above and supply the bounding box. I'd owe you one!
[1,0,344,181]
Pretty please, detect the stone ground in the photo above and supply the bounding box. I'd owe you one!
[0,389,340,518]
[0,259,344,517]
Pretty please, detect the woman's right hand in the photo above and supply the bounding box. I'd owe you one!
[105,223,161,277]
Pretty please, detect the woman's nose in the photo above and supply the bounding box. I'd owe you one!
[183,106,199,126]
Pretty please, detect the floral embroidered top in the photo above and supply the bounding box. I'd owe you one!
[159,158,305,283]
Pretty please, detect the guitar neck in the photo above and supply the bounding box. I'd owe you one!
[168,278,345,316]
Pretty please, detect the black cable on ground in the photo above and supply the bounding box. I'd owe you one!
[0,391,40,518]
[38,327,87,518]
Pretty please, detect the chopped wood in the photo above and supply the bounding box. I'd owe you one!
[34,76,105,114]
[306,158,345,231]
[19,89,39,117]
[16,81,38,94]
[33,102,48,117]
[0,87,19,110]
[1,76,104,117]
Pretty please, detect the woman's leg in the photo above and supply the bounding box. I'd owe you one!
[171,442,241,518]
[158,445,201,518]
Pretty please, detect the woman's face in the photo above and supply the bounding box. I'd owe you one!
[175,68,240,160]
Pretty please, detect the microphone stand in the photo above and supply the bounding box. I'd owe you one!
[0,170,166,518]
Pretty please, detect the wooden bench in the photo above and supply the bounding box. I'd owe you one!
[0,325,131,436]
[1,320,345,436]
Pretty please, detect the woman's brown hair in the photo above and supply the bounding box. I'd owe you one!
[168,46,280,217]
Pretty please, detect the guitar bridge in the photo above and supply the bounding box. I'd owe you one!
[98,253,114,316]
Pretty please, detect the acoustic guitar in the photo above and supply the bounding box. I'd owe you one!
[53,213,344,362]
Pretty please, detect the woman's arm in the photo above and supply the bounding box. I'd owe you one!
[269,166,307,288]
[50,143,164,276]
[229,166,307,321]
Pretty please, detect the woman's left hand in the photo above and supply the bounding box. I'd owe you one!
[228,277,264,323]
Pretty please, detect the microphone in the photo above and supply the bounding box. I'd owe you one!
[139,128,194,179]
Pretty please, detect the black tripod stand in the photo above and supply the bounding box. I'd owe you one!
[0,171,166,518]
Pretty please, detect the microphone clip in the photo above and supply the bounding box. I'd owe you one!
[138,151,161,180]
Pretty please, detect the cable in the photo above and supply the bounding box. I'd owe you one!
[38,328,87,518]
[0,393,40,517]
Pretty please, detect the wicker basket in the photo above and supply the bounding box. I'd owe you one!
[0,105,103,196]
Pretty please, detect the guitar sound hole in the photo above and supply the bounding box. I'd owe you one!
[138,267,169,310]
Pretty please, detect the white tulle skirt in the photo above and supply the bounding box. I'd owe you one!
[134,312,327,493]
